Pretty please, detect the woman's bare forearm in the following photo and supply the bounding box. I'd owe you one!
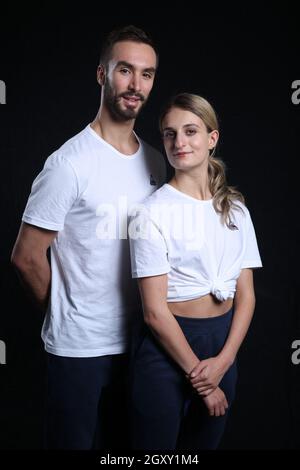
[218,291,256,367]
[145,307,200,374]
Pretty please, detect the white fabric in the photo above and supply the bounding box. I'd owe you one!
[22,124,166,357]
[129,183,262,302]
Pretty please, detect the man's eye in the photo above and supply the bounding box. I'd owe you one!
[120,68,130,74]
[163,131,175,139]
[143,73,152,79]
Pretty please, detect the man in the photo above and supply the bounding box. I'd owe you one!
[11,25,165,449]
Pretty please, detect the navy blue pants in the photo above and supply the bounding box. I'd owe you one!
[45,352,129,450]
[130,308,238,450]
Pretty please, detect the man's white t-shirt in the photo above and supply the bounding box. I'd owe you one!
[22,124,166,357]
[129,183,262,302]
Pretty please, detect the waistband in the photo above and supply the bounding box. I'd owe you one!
[173,307,234,330]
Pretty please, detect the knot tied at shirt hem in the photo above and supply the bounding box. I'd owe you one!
[210,279,235,302]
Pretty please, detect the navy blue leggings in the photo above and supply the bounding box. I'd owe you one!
[45,353,129,450]
[130,308,238,450]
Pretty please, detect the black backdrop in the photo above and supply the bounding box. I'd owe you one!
[0,4,298,450]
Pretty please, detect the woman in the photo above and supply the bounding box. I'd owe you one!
[128,93,262,450]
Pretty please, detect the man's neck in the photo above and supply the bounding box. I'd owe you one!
[90,107,139,156]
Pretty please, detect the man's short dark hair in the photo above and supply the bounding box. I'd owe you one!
[99,25,159,67]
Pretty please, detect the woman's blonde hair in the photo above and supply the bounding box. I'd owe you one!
[159,93,245,229]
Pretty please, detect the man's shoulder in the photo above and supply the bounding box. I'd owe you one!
[40,126,96,186]
[138,137,164,159]
[45,125,97,171]
[57,125,92,160]
[138,137,166,185]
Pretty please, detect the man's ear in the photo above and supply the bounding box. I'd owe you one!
[97,65,106,86]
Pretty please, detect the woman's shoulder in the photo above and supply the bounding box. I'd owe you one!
[141,184,174,209]
[131,185,175,227]
[230,199,253,229]
[231,198,249,214]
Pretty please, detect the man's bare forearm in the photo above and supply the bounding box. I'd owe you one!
[14,257,51,312]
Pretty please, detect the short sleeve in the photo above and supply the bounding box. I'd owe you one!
[241,210,263,269]
[128,208,170,278]
[22,152,78,231]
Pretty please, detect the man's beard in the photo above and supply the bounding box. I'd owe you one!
[103,81,147,121]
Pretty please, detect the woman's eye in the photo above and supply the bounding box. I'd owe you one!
[186,129,196,135]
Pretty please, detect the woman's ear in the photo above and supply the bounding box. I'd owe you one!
[208,129,219,150]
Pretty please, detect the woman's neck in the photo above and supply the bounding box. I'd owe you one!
[169,171,212,201]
